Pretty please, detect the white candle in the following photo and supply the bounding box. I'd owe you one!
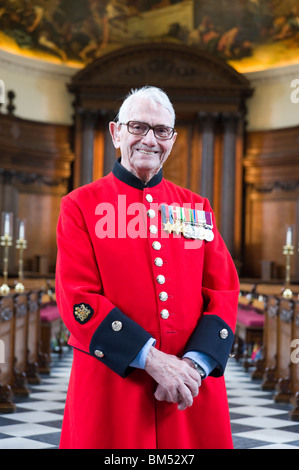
[286,226,292,246]
[4,213,10,235]
[19,220,25,240]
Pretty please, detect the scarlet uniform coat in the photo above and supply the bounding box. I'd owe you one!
[55,159,239,449]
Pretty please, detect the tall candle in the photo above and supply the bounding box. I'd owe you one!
[4,213,11,236]
[286,226,292,246]
[18,220,25,240]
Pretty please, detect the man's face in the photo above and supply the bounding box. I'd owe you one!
[109,98,177,181]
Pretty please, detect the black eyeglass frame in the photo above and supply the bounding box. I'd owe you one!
[119,121,176,140]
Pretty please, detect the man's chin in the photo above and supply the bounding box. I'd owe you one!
[134,158,160,172]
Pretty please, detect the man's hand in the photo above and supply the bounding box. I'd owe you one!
[144,347,202,410]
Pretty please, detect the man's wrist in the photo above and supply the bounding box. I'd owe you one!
[189,359,206,379]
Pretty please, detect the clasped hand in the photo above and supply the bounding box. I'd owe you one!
[144,347,202,411]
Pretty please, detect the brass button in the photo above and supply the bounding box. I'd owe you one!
[156,275,165,285]
[160,309,169,319]
[112,321,122,332]
[147,209,155,219]
[220,328,228,339]
[154,257,163,267]
[95,350,104,358]
[149,225,158,234]
[146,194,153,203]
[159,291,168,302]
[152,241,161,251]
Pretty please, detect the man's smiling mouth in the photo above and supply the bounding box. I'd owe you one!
[137,148,159,155]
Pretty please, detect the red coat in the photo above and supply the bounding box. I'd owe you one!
[55,159,239,449]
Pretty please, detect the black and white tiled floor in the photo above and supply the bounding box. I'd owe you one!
[0,350,72,449]
[0,352,299,449]
[226,360,299,449]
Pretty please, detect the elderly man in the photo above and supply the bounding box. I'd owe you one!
[56,86,239,449]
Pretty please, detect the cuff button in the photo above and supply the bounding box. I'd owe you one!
[112,320,123,331]
[220,328,228,339]
[95,350,104,358]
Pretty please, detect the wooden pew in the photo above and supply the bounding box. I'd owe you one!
[11,293,30,397]
[290,297,299,420]
[254,285,284,389]
[26,290,41,384]
[274,297,294,403]
[273,295,299,418]
[19,279,66,371]
[0,286,49,412]
[0,293,15,412]
[234,282,265,370]
[258,285,299,421]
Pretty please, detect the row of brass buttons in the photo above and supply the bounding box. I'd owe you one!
[147,194,169,321]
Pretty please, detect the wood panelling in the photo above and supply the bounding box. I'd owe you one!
[243,126,299,281]
[0,108,74,277]
[163,122,190,190]
[16,189,63,273]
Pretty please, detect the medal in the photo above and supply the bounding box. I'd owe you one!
[204,228,214,241]
[160,204,214,241]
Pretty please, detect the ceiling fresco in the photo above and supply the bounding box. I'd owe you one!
[0,0,299,72]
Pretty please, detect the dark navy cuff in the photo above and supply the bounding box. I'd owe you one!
[184,315,234,377]
[89,307,152,378]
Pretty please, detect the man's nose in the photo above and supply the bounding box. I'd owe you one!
[141,129,158,145]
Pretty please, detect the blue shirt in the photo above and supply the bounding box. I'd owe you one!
[130,338,217,378]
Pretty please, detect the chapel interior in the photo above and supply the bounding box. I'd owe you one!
[0,0,299,431]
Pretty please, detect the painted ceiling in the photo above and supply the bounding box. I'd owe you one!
[0,0,299,72]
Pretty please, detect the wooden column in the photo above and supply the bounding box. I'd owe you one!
[198,112,218,205]
[103,112,118,177]
[79,110,100,187]
[220,113,239,256]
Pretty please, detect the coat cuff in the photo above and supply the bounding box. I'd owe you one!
[89,307,152,378]
[184,314,234,377]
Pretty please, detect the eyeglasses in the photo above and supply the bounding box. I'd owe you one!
[119,121,175,140]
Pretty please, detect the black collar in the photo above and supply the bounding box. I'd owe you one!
[112,157,163,190]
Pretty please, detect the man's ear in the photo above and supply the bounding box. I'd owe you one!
[109,121,121,149]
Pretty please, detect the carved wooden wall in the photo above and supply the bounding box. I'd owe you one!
[69,42,252,263]
[0,96,74,277]
[243,126,299,282]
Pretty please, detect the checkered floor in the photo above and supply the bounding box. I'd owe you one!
[0,350,72,449]
[0,351,298,449]
[226,360,299,449]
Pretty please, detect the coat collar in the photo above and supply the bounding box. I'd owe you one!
[113,157,163,190]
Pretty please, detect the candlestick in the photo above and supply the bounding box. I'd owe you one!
[0,233,13,294]
[15,235,27,293]
[282,243,294,299]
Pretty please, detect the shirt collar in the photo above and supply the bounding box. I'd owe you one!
[112,157,163,190]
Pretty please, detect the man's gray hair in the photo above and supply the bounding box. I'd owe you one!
[116,86,176,126]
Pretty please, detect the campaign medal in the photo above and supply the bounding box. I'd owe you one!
[161,204,172,234]
[160,204,214,241]
[171,206,183,235]
[203,211,214,241]
[182,208,194,239]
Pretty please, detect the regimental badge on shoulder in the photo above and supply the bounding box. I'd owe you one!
[160,204,214,242]
[73,303,94,324]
